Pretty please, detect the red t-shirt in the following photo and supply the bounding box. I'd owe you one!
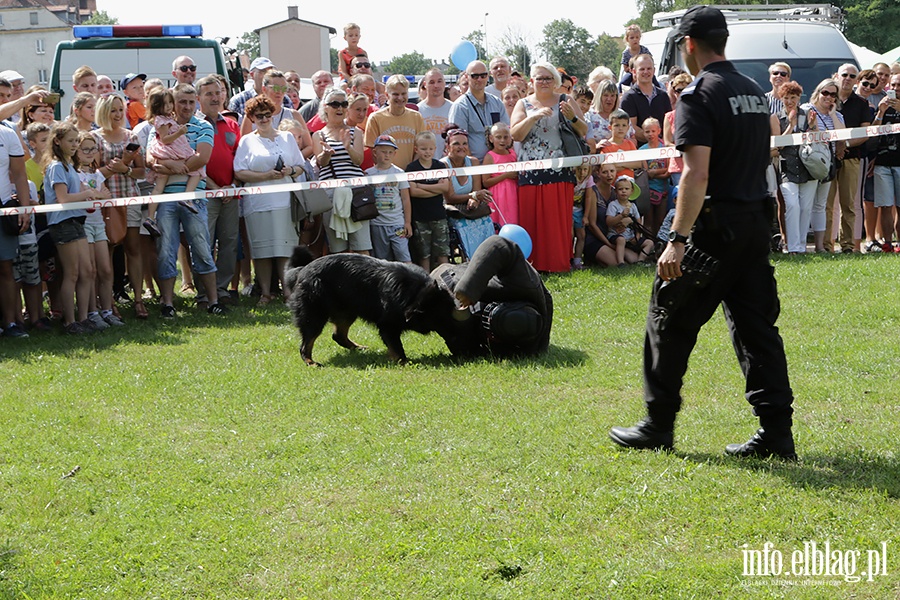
[206,114,241,187]
[340,46,367,78]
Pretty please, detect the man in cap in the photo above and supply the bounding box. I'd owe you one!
[228,56,290,121]
[609,6,796,460]
[0,70,25,102]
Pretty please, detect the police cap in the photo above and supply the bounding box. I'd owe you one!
[673,5,729,44]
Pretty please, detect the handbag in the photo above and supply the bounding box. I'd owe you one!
[445,200,491,220]
[102,205,127,245]
[798,107,834,182]
[350,184,379,222]
[290,188,332,224]
[557,94,590,158]
[1,198,20,236]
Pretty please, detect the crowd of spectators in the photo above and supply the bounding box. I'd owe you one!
[1,20,899,339]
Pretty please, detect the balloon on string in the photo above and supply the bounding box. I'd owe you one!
[450,41,478,70]
[499,224,533,260]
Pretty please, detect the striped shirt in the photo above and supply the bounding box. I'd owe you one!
[317,128,364,181]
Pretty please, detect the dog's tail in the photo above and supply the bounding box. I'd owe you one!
[288,245,315,270]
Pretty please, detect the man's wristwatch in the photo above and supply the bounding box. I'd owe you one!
[668,230,689,244]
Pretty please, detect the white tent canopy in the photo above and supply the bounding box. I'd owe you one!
[879,45,900,65]
[849,42,883,70]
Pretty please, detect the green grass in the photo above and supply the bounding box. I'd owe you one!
[1,254,898,599]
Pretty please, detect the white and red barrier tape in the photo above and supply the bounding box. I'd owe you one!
[4,123,898,217]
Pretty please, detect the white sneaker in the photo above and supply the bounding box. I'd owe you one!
[240,284,253,297]
[89,312,110,330]
[103,313,125,327]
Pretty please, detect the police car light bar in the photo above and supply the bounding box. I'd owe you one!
[73,25,204,39]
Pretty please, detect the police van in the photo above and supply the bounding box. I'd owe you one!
[49,24,231,118]
[643,4,858,100]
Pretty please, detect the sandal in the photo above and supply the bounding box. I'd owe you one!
[257,294,273,306]
[134,300,148,320]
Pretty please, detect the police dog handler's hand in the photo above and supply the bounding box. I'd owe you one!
[657,242,685,281]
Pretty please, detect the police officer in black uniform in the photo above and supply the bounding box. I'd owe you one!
[609,6,796,459]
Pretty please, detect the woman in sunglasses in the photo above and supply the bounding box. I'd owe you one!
[240,70,313,159]
[802,79,845,252]
[233,95,305,305]
[311,87,371,255]
[855,69,882,253]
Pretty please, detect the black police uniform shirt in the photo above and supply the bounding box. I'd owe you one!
[674,60,770,202]
[876,106,900,167]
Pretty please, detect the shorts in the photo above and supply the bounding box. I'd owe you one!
[49,218,87,245]
[410,219,450,261]
[84,219,108,244]
[324,213,372,252]
[573,205,585,229]
[0,229,17,261]
[12,243,40,285]
[649,189,666,206]
[370,224,411,262]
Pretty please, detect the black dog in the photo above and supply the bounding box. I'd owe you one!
[285,246,457,366]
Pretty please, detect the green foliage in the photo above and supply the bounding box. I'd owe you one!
[387,51,433,77]
[465,29,487,61]
[235,31,259,63]
[82,10,118,25]
[1,256,899,597]
[330,47,339,73]
[540,19,624,81]
[841,0,900,53]
[497,26,535,75]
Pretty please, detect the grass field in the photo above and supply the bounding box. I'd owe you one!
[1,253,898,599]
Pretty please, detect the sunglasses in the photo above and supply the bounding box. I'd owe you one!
[79,146,98,153]
[326,101,349,109]
[839,72,857,79]
[469,72,489,79]
[178,65,197,73]
[819,90,837,98]
[770,71,789,77]
[860,81,877,89]
[253,112,272,120]
[268,85,290,93]
[673,88,685,94]
[354,62,371,69]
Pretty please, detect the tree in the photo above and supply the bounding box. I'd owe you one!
[594,34,624,77]
[82,10,118,25]
[840,0,900,53]
[540,19,624,81]
[497,25,535,74]
[330,48,339,73]
[387,51,432,77]
[235,31,260,62]
[465,30,487,61]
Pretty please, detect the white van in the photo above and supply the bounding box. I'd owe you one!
[647,5,858,101]
[50,24,231,118]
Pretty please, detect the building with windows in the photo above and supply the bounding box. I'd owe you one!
[0,0,95,87]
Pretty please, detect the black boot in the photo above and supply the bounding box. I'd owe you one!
[725,427,796,461]
[609,418,674,451]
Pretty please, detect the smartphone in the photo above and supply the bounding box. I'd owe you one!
[125,142,140,153]
[887,90,897,100]
[42,92,60,105]
[274,155,284,171]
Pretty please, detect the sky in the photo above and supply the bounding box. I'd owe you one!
[99,1,641,67]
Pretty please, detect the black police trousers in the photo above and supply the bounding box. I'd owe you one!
[643,200,794,427]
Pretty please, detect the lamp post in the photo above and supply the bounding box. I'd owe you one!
[483,13,489,59]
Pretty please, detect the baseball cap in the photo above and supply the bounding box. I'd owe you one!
[249,57,276,72]
[673,5,729,44]
[119,73,146,90]
[615,175,642,201]
[374,135,398,149]
[0,70,24,83]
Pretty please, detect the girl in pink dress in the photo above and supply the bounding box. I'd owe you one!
[142,88,202,234]
[481,123,519,227]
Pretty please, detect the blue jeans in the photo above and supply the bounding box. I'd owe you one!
[156,199,216,281]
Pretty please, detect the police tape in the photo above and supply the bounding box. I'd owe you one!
[4,122,899,217]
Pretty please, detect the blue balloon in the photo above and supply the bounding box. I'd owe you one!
[451,40,478,71]
[499,224,532,260]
